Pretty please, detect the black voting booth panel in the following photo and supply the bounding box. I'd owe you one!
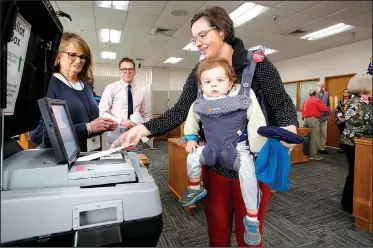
[1,1,162,247]
[2,1,63,141]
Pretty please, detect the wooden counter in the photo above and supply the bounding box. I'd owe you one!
[168,138,196,214]
[353,137,372,232]
[291,128,312,164]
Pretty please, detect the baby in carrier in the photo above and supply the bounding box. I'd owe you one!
[180,58,267,245]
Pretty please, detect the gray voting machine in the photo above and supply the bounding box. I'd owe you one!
[1,97,163,247]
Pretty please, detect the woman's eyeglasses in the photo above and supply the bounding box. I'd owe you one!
[191,27,216,45]
[62,51,88,63]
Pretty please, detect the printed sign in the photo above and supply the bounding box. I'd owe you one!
[5,14,31,115]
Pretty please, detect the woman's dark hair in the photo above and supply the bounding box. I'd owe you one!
[191,6,235,45]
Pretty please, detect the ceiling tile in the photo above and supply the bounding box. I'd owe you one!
[353,1,373,11]
[345,13,372,29]
[249,1,285,8]
[129,1,167,15]
[160,3,198,18]
[146,34,171,43]
[154,16,188,30]
[94,7,128,30]
[123,13,158,39]
[168,1,206,9]
[240,8,297,33]
[334,1,363,7]
[276,1,322,13]
[323,6,369,22]
[202,1,245,13]
[262,14,316,35]
[301,1,348,18]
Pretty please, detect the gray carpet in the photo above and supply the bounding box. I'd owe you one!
[143,141,372,247]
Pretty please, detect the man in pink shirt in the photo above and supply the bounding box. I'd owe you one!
[99,57,149,145]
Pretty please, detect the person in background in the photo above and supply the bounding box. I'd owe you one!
[335,89,351,153]
[316,82,331,154]
[302,89,330,160]
[340,74,372,214]
[99,57,149,146]
[111,6,298,247]
[30,32,117,152]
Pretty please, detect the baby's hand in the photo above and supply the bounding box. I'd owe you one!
[185,140,198,153]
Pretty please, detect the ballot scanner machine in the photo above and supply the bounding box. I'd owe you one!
[0,2,162,246]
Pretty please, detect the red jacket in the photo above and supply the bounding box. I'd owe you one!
[302,96,329,119]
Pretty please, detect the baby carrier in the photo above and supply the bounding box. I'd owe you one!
[194,49,265,171]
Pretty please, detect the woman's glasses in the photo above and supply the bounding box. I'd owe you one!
[62,51,88,63]
[191,27,216,45]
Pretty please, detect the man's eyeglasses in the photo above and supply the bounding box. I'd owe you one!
[120,68,135,73]
[62,51,88,63]
[191,27,216,45]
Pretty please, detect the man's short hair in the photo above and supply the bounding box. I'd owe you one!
[118,57,136,69]
[309,89,317,96]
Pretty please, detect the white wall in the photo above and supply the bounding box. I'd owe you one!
[275,38,372,83]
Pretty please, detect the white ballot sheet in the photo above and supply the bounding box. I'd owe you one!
[76,143,134,162]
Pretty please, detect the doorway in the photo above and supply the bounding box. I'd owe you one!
[325,73,356,148]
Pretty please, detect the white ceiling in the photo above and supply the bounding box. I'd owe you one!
[50,1,372,70]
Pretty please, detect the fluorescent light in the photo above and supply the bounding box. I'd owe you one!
[164,57,183,64]
[229,2,270,28]
[300,23,354,41]
[99,29,122,43]
[112,1,129,11]
[248,45,278,55]
[100,51,117,59]
[182,42,199,52]
[96,1,129,11]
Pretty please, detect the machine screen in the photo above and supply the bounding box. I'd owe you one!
[51,105,78,160]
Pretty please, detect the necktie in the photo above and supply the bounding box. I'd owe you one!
[127,84,133,119]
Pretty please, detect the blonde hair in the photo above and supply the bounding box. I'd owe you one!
[53,32,94,83]
[197,58,237,87]
[347,74,372,95]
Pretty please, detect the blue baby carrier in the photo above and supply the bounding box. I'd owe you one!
[194,49,265,171]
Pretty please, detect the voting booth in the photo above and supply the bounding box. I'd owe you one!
[0,1,162,246]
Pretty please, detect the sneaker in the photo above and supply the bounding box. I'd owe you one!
[243,216,261,246]
[309,155,322,160]
[179,185,207,207]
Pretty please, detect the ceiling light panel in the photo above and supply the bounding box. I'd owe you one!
[96,1,129,11]
[164,57,183,64]
[300,23,354,41]
[100,51,117,59]
[99,29,122,43]
[182,43,199,52]
[229,2,270,28]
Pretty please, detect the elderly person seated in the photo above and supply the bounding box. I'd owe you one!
[340,74,372,213]
[30,32,117,152]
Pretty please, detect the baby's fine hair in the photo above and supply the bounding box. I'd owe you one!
[196,58,237,86]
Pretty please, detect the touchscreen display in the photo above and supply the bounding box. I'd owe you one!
[51,105,78,159]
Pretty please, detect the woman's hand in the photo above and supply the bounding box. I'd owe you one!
[280,125,297,152]
[185,140,198,153]
[89,117,116,133]
[111,124,151,149]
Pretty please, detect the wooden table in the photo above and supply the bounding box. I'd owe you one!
[291,128,312,164]
[137,154,150,169]
[168,138,196,214]
[353,138,372,232]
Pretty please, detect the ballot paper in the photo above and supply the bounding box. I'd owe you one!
[76,143,134,162]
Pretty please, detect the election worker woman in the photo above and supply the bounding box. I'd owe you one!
[30,32,117,152]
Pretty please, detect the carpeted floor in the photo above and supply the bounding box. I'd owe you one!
[144,141,372,247]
